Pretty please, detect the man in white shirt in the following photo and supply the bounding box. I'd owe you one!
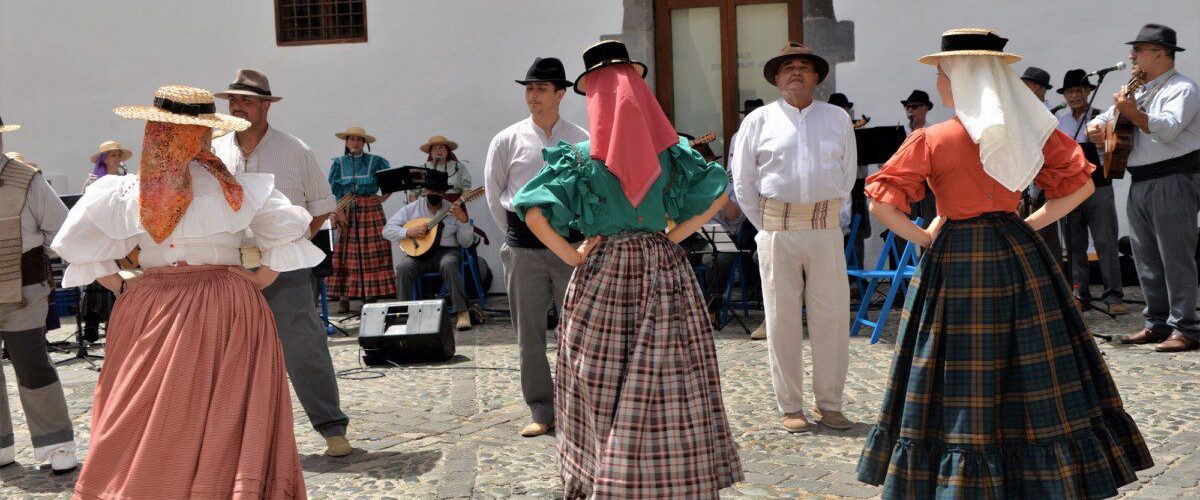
[212,69,352,457]
[730,42,856,434]
[383,179,476,330]
[483,58,589,437]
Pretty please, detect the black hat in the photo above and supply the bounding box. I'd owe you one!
[900,90,934,110]
[1019,67,1054,90]
[375,166,450,194]
[516,57,572,89]
[763,42,830,85]
[827,93,853,109]
[573,40,648,95]
[1056,69,1097,94]
[1127,23,1185,52]
[740,99,765,114]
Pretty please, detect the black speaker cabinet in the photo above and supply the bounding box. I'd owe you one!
[358,300,455,364]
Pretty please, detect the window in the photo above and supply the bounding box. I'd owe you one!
[275,0,367,46]
[654,0,803,156]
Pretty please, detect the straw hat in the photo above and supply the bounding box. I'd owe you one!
[5,152,37,168]
[919,28,1022,65]
[90,140,133,163]
[114,85,250,131]
[0,114,19,133]
[420,135,458,153]
[336,126,376,144]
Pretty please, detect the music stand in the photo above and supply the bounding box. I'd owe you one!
[54,284,103,371]
[699,223,753,335]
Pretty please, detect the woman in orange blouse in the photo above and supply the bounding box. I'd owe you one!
[856,29,1152,499]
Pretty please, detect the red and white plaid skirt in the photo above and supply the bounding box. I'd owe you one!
[328,195,396,299]
[556,231,744,499]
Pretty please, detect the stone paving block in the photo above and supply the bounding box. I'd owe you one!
[824,481,882,498]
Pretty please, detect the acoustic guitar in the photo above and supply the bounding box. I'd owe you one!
[852,114,871,129]
[1103,69,1147,179]
[398,186,485,257]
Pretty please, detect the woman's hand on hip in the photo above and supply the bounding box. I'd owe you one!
[228,265,280,289]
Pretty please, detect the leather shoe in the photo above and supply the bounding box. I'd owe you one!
[750,324,767,340]
[812,405,853,430]
[1155,332,1200,352]
[782,412,811,433]
[1120,328,1170,345]
[521,422,553,437]
[1105,302,1127,315]
[324,435,353,457]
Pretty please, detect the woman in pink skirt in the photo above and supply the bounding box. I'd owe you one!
[51,85,322,499]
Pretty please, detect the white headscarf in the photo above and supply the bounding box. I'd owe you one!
[941,55,1058,192]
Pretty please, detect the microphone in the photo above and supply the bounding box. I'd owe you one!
[1087,61,1127,78]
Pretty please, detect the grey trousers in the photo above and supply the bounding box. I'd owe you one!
[1128,172,1200,339]
[0,283,74,459]
[1065,185,1123,304]
[500,244,573,424]
[396,247,468,313]
[262,269,349,438]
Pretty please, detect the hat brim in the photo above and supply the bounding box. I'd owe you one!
[919,50,1022,65]
[1056,84,1097,95]
[900,99,935,110]
[420,140,459,154]
[113,106,250,131]
[90,148,133,164]
[1125,40,1185,52]
[573,61,648,95]
[1019,77,1053,90]
[213,89,283,102]
[336,132,377,144]
[0,125,21,133]
[515,79,573,88]
[763,54,830,86]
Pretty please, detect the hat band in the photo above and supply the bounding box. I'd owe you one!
[940,33,1007,52]
[153,97,216,116]
[228,82,273,96]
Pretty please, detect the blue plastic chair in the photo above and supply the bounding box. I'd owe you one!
[848,217,923,343]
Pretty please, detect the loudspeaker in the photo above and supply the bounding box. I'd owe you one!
[358,300,455,364]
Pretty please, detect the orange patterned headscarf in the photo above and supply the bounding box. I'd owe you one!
[139,121,244,243]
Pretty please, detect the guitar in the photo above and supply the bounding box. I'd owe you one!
[1103,69,1147,179]
[689,132,716,147]
[398,186,485,257]
[852,115,871,129]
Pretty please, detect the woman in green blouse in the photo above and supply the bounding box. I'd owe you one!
[326,126,395,310]
[511,40,743,499]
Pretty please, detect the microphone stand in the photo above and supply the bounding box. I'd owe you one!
[1065,71,1117,340]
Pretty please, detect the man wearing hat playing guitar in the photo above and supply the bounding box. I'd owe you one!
[483,57,588,437]
[1088,23,1200,352]
[383,173,477,331]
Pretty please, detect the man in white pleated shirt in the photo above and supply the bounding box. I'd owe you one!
[483,57,588,437]
[730,42,856,434]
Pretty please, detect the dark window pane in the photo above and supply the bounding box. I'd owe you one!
[278,0,366,44]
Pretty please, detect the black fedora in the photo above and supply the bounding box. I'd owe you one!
[573,40,648,95]
[740,99,765,114]
[900,90,934,110]
[1056,69,1096,94]
[827,93,853,109]
[763,42,830,85]
[1020,67,1054,90]
[516,57,572,88]
[1127,23,1185,52]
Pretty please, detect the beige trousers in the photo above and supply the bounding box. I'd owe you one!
[757,228,850,414]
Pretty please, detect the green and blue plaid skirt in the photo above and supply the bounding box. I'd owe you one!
[857,212,1152,499]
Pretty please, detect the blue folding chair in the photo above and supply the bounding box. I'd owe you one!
[848,217,923,343]
[844,214,862,270]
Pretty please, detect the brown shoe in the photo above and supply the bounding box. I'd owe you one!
[1106,302,1127,315]
[750,324,767,340]
[456,311,473,331]
[1120,328,1170,345]
[324,435,352,457]
[520,422,553,437]
[1155,332,1200,352]
[812,405,853,430]
[782,412,811,433]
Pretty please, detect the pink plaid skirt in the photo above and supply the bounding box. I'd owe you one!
[556,231,743,499]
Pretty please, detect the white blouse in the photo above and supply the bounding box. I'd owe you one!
[51,161,325,287]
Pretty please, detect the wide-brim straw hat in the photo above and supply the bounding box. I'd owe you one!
[336,126,376,144]
[90,140,133,163]
[420,135,458,153]
[919,28,1022,65]
[114,85,250,131]
[5,152,37,168]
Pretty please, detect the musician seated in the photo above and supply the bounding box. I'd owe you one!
[382,182,475,330]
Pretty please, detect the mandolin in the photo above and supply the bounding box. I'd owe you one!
[398,187,485,257]
[852,115,871,129]
[1103,69,1147,179]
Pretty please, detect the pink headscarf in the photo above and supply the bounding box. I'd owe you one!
[584,64,679,208]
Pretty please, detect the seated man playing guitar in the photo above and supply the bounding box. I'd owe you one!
[382,177,477,330]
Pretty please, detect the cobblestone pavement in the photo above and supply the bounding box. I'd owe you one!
[2,287,1198,499]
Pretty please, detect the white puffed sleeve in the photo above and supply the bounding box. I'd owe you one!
[250,189,326,272]
[50,175,140,287]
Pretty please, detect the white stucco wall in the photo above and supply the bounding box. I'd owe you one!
[0,0,622,291]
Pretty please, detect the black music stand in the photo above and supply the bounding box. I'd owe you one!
[54,285,103,371]
[699,224,753,335]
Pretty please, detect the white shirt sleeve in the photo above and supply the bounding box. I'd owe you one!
[49,179,138,287]
[299,147,337,218]
[250,189,325,272]
[483,133,510,231]
[382,201,417,241]
[841,118,858,196]
[1146,84,1199,144]
[731,118,763,229]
